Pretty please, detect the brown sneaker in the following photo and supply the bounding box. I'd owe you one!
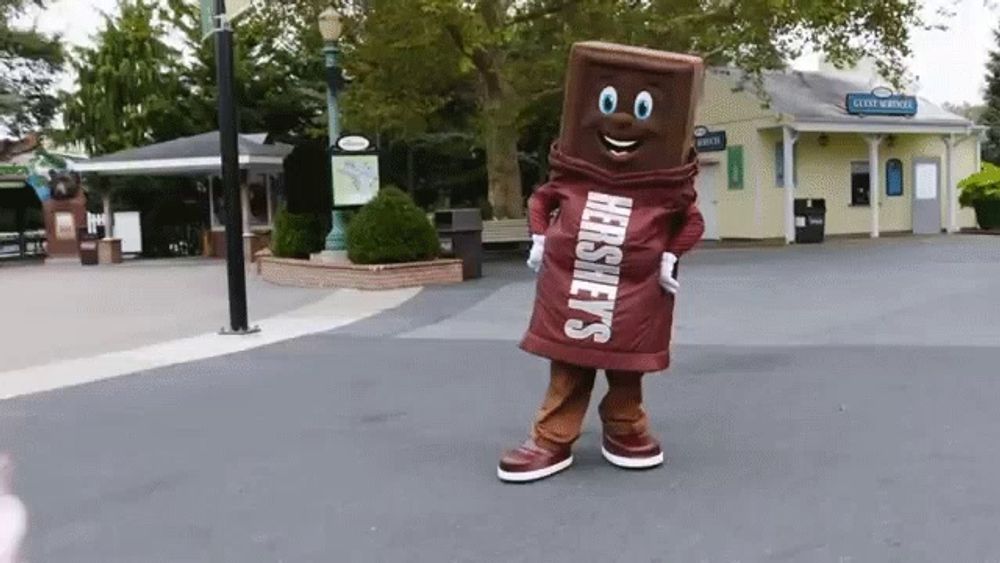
[497,439,573,483]
[601,432,664,469]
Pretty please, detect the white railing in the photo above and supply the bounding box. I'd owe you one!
[86,213,104,235]
[85,211,143,254]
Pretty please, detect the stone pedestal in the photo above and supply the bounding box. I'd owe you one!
[311,250,349,264]
[98,238,123,264]
[42,192,87,258]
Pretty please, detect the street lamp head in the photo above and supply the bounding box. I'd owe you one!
[318,8,343,42]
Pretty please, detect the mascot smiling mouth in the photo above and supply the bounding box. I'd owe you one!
[599,134,642,158]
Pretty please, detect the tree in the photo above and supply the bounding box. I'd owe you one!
[62,0,193,155]
[944,102,986,124]
[1,0,63,135]
[982,26,1000,164]
[336,0,927,219]
[163,0,331,142]
[63,0,332,154]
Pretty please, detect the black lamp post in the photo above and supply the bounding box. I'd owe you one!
[213,0,256,334]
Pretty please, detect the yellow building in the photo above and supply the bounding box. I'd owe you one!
[694,68,984,242]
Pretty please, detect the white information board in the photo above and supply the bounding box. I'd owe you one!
[332,154,380,207]
[114,212,143,254]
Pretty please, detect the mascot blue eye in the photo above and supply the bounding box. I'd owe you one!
[634,91,653,120]
[599,86,618,115]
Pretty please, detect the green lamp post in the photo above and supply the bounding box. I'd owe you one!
[319,7,348,253]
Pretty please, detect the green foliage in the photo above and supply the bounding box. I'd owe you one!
[61,0,194,155]
[958,163,1000,208]
[336,0,928,218]
[1,0,64,134]
[346,186,440,264]
[271,206,325,259]
[164,0,329,142]
[61,0,331,153]
[983,26,1000,165]
[943,102,986,124]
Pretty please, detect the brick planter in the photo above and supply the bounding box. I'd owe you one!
[258,256,463,290]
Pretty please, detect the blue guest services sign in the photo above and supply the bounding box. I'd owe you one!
[846,88,917,117]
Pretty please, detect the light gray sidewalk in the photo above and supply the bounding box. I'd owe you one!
[0,259,326,372]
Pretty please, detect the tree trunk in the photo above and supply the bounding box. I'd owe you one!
[481,87,524,219]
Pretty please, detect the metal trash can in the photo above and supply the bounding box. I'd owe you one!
[78,226,100,265]
[794,198,826,243]
[434,209,483,280]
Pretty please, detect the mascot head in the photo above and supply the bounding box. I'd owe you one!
[557,42,704,173]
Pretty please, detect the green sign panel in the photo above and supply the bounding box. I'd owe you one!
[0,164,30,176]
[727,145,744,190]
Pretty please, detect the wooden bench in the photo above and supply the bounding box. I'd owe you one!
[482,218,530,245]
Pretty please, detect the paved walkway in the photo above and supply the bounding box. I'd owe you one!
[2,237,1000,562]
[0,259,327,373]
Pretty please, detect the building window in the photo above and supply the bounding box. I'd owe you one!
[851,161,870,206]
[886,158,903,196]
[775,141,798,186]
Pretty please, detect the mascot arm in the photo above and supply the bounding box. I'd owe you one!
[666,203,705,258]
[527,183,560,235]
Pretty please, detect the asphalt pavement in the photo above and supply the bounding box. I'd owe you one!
[2,236,1000,562]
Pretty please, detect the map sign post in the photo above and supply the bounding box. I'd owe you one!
[331,135,380,207]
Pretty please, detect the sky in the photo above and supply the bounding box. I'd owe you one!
[14,0,1000,106]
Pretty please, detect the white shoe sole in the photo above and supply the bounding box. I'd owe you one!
[602,446,664,469]
[497,455,573,483]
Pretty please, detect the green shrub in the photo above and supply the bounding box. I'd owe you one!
[959,164,1000,229]
[347,186,440,264]
[271,207,325,259]
[958,163,1000,208]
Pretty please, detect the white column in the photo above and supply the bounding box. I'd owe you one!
[265,174,273,227]
[208,177,219,228]
[865,135,883,238]
[942,135,957,233]
[240,182,251,236]
[976,133,983,171]
[102,193,114,239]
[782,126,798,244]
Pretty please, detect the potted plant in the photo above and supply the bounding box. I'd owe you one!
[958,163,1000,230]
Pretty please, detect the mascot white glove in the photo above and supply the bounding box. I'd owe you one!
[659,252,679,294]
[0,454,26,563]
[526,234,546,273]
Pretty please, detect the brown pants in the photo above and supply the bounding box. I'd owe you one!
[531,360,648,450]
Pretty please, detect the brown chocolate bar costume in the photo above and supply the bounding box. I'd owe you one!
[519,42,706,451]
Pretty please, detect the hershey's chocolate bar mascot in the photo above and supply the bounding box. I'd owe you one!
[498,42,705,482]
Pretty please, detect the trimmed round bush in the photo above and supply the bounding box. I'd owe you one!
[959,163,1000,230]
[271,207,325,259]
[347,186,440,264]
